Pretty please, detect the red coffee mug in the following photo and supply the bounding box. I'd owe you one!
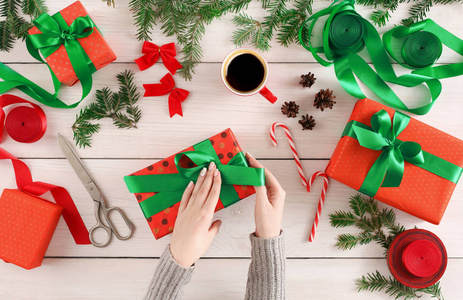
[221,48,277,103]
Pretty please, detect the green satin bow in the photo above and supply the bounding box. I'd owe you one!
[383,19,463,79]
[124,141,265,218]
[298,0,442,115]
[0,12,97,108]
[350,110,424,196]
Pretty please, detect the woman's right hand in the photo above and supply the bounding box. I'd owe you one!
[246,152,286,238]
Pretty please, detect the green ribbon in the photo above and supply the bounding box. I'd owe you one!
[124,139,265,218]
[383,19,463,79]
[0,12,97,108]
[341,109,463,196]
[298,0,442,115]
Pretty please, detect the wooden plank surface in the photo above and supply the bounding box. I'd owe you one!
[1,0,463,299]
[1,258,462,299]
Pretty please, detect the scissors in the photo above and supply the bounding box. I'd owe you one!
[58,134,134,247]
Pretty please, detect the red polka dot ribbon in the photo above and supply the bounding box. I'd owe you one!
[0,94,47,143]
[143,73,190,117]
[135,42,183,74]
[387,229,447,288]
[0,147,90,244]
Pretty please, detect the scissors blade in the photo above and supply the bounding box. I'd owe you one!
[57,133,94,187]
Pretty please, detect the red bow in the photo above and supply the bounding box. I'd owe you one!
[135,42,183,74]
[143,73,189,117]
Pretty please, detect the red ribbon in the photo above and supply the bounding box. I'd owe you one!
[0,94,47,143]
[0,147,90,244]
[143,73,190,117]
[135,42,183,74]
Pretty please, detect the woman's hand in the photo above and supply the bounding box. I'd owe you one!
[246,153,286,238]
[170,162,222,267]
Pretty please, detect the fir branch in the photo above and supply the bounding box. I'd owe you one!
[129,0,157,41]
[335,232,374,250]
[329,210,358,228]
[177,15,206,80]
[276,0,312,46]
[401,0,433,27]
[231,13,263,47]
[349,193,368,217]
[259,0,288,51]
[21,0,47,18]
[116,70,141,127]
[356,271,418,299]
[72,70,142,148]
[0,0,48,51]
[417,281,444,300]
[72,109,101,149]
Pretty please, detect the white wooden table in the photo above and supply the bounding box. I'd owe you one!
[1,1,463,299]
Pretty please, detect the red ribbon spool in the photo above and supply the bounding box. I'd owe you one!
[0,94,46,143]
[387,229,447,289]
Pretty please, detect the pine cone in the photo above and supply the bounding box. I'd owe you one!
[314,88,336,111]
[299,114,316,130]
[281,101,299,118]
[300,72,316,88]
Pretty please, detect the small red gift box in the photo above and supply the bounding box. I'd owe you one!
[326,98,463,224]
[125,129,259,239]
[28,1,116,86]
[0,189,63,270]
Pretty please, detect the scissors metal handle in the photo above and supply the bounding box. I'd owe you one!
[89,197,134,247]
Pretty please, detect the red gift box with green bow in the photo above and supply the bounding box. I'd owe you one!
[326,98,463,224]
[27,1,116,87]
[124,129,265,239]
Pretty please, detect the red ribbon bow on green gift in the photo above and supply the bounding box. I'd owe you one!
[135,42,183,74]
[143,73,189,117]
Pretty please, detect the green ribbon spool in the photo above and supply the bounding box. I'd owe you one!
[298,0,442,115]
[383,19,463,79]
[0,12,97,109]
[341,109,463,196]
[402,31,442,68]
[124,139,266,218]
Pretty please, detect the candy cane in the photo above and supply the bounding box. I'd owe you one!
[270,122,308,186]
[269,122,330,242]
[307,171,329,242]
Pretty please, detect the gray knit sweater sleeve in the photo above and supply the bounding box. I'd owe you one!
[144,233,285,300]
[144,246,195,300]
[245,232,285,300]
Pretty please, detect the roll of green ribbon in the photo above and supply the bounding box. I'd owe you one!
[298,0,442,115]
[383,19,463,79]
[0,12,97,109]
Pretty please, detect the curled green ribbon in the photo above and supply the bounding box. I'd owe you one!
[342,109,463,197]
[383,19,463,79]
[298,0,442,115]
[124,140,265,218]
[0,12,97,108]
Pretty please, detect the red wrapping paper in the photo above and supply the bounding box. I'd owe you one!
[326,98,463,224]
[0,189,63,270]
[128,129,256,239]
[28,1,117,86]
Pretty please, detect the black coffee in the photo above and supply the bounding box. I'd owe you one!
[226,53,265,92]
